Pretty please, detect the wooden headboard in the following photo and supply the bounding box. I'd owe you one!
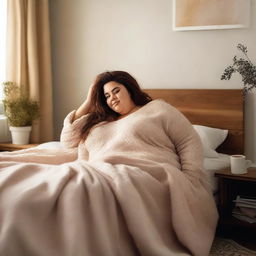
[144,89,244,155]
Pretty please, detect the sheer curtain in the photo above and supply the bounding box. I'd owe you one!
[6,0,53,142]
[0,0,7,109]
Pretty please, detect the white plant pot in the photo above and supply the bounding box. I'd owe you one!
[9,126,32,145]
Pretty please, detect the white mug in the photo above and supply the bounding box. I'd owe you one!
[230,155,251,174]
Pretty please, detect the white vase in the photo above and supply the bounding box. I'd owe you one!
[9,126,32,145]
[244,91,256,165]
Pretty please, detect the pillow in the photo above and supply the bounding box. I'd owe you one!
[36,141,63,149]
[193,125,228,158]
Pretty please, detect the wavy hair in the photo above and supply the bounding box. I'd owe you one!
[81,71,152,138]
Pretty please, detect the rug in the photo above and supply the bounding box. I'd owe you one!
[210,237,256,256]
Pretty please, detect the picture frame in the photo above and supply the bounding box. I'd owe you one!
[173,0,251,31]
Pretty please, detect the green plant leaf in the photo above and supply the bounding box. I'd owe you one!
[2,82,40,127]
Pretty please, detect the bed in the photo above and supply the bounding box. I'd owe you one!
[39,88,244,193]
[0,88,244,256]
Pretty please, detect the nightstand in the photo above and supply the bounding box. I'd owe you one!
[215,168,256,236]
[0,143,39,151]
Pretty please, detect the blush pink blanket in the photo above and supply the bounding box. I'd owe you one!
[0,100,218,256]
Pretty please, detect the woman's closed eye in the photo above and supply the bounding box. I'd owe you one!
[113,88,120,94]
[105,87,120,99]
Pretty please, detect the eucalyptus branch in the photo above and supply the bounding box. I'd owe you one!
[221,44,256,96]
[237,43,253,65]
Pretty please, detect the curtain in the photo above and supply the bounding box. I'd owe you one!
[6,0,53,143]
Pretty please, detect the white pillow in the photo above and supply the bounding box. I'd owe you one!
[193,125,228,158]
[36,141,63,149]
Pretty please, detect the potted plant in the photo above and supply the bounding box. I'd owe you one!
[221,44,256,164]
[2,81,40,144]
[221,43,256,96]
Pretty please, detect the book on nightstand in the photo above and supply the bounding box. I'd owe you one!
[232,195,256,223]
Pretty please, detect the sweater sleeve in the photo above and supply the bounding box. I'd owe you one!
[60,110,89,148]
[164,103,204,179]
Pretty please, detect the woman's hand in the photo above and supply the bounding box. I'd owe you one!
[85,83,94,106]
[72,84,94,121]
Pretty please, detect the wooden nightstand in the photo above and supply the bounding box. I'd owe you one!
[0,143,39,151]
[215,168,256,236]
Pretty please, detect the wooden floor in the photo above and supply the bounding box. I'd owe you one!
[234,236,256,251]
[216,225,256,250]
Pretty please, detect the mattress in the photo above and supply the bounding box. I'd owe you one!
[203,153,230,193]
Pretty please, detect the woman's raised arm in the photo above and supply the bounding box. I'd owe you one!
[73,84,94,121]
[60,84,94,148]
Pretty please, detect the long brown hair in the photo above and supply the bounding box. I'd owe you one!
[82,71,152,138]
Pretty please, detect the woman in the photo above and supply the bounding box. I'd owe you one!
[60,71,218,255]
[0,71,218,256]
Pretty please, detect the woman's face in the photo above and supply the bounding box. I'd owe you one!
[103,81,136,115]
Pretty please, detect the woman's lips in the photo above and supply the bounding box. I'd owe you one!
[112,101,119,107]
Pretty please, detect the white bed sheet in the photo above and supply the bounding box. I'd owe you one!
[203,153,230,193]
[36,141,63,149]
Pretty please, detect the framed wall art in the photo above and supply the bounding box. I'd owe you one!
[173,0,251,31]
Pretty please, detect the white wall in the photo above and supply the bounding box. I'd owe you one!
[49,0,256,161]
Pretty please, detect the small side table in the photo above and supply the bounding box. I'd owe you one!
[0,143,39,151]
[215,168,256,235]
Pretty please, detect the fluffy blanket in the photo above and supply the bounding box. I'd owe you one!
[0,100,218,256]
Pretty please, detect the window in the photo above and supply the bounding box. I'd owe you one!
[0,0,7,103]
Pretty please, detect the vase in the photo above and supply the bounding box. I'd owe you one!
[9,126,32,145]
[244,91,256,166]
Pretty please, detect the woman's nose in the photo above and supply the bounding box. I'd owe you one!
[110,94,117,100]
